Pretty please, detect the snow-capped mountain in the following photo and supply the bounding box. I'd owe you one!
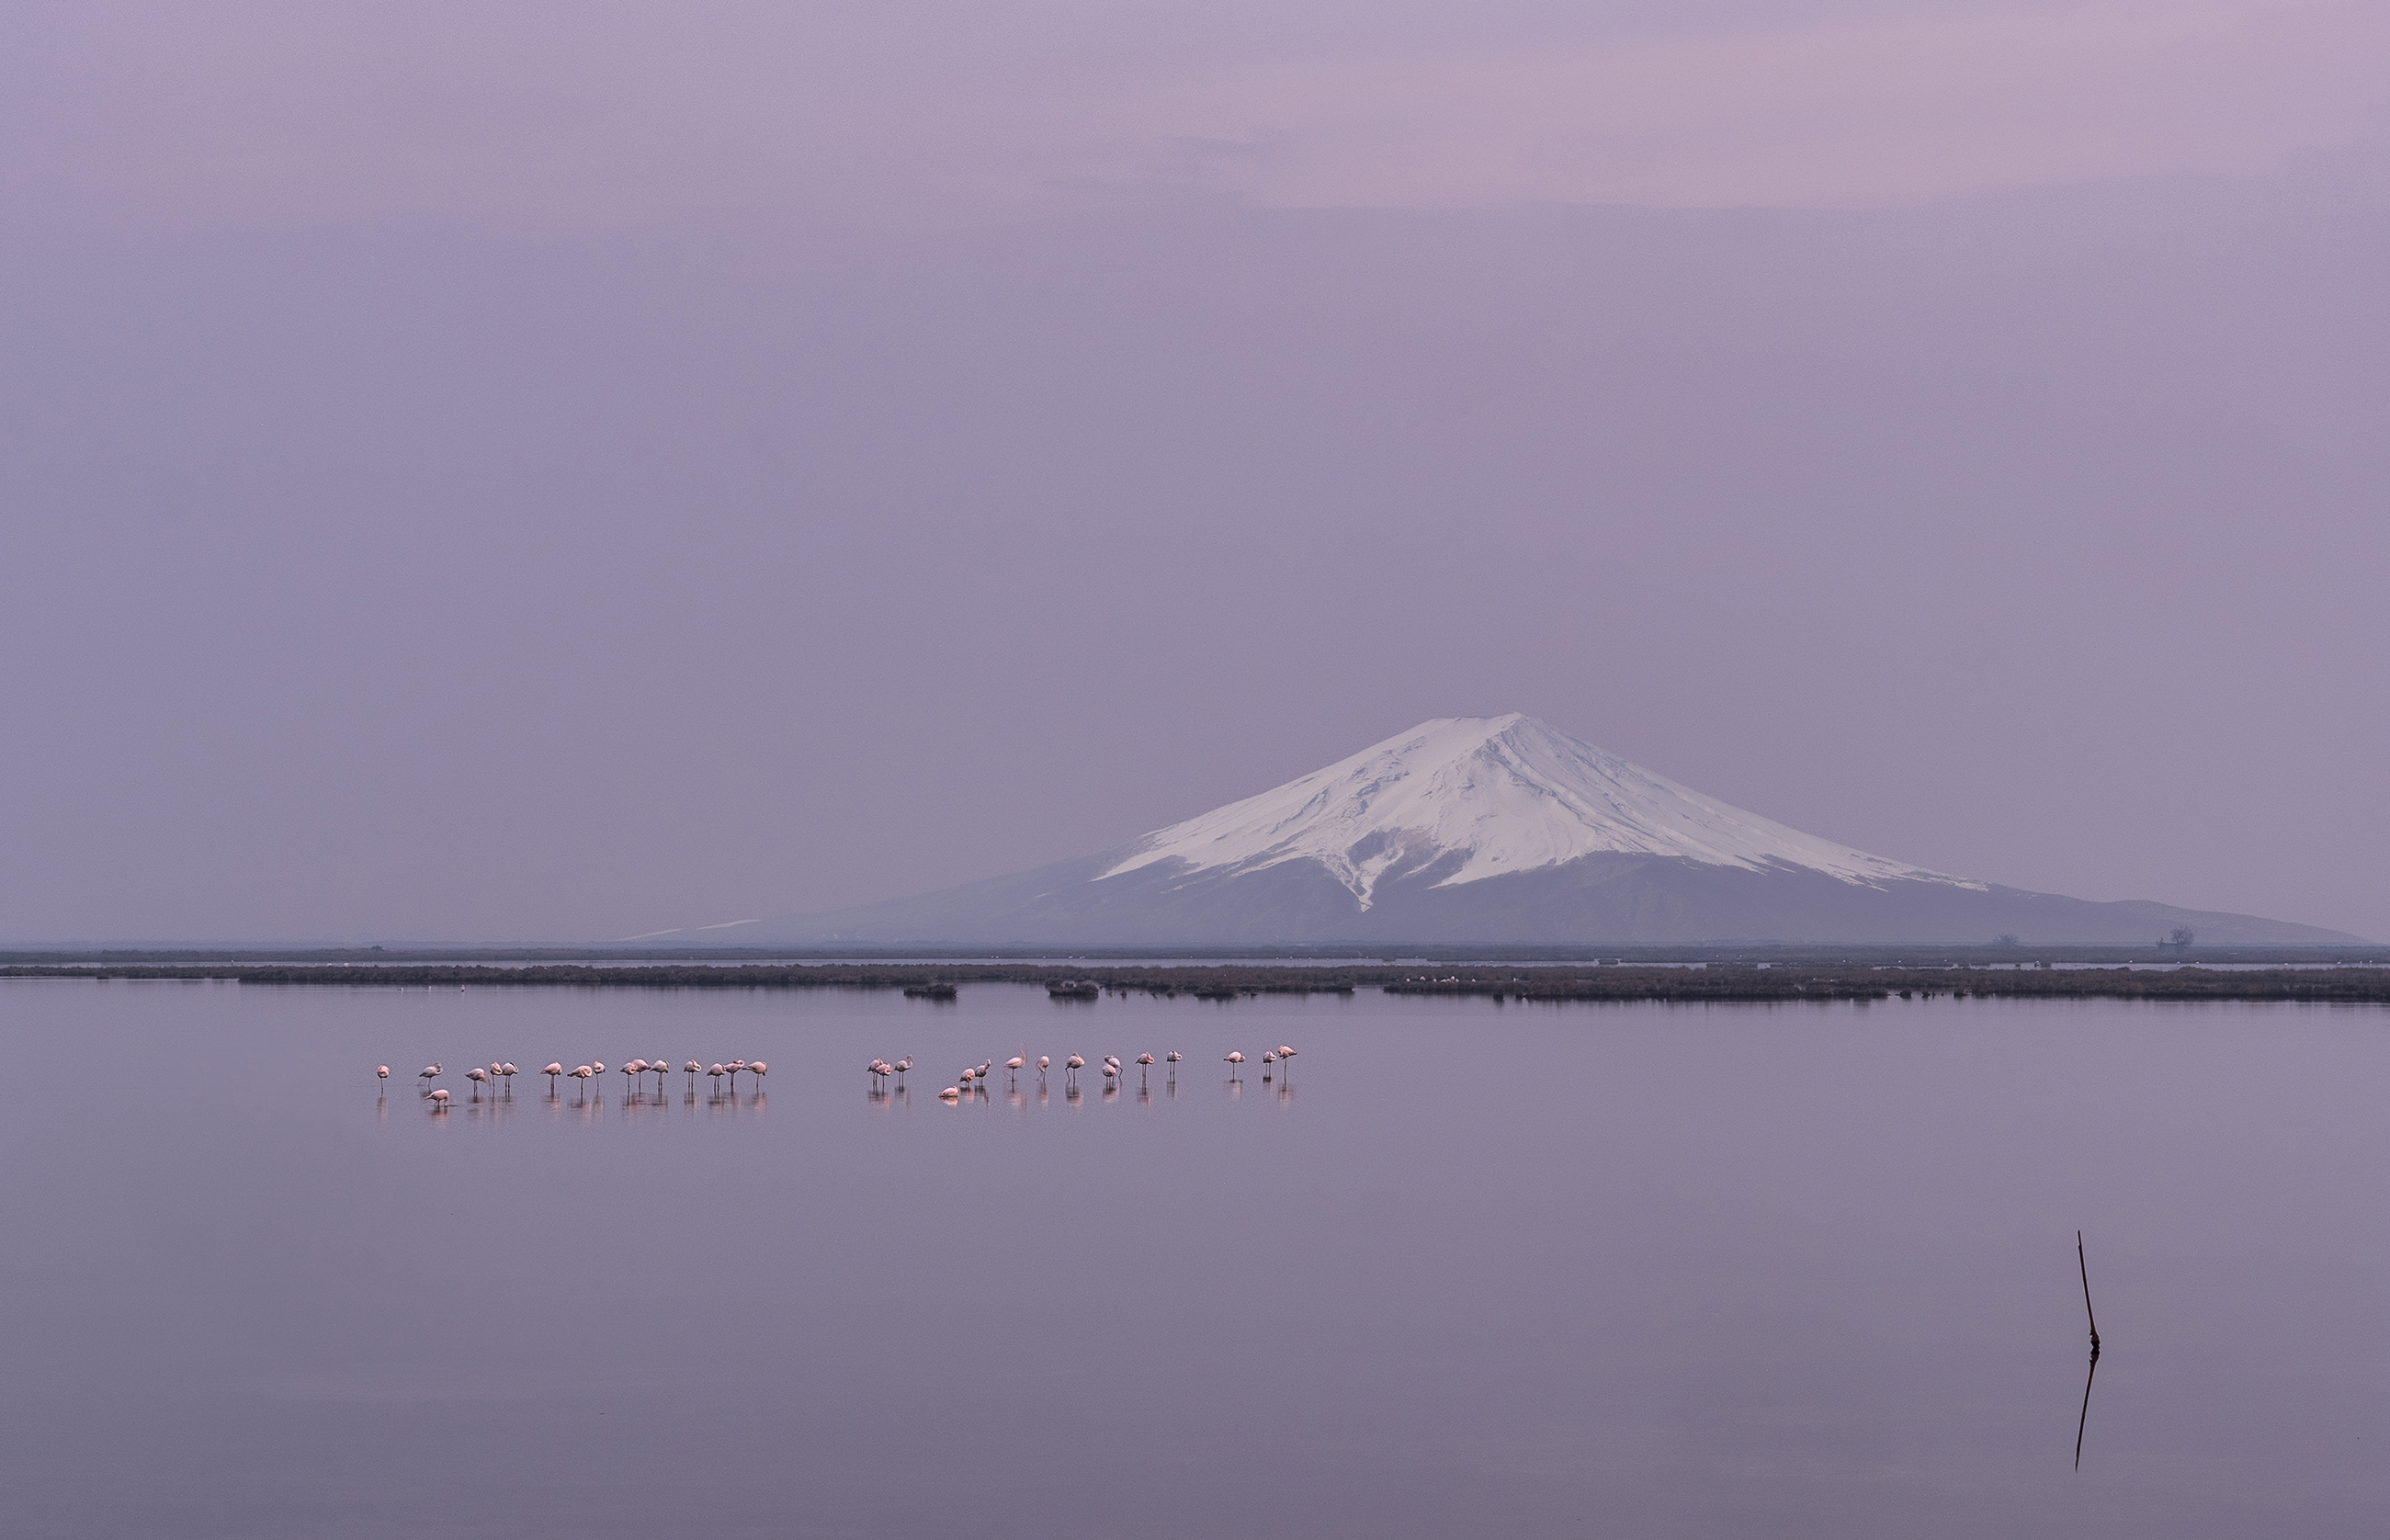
[706,716,2358,946]
[1098,714,1976,905]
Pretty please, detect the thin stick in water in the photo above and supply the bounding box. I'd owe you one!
[2074,1229,2103,1470]
[2078,1229,2101,1353]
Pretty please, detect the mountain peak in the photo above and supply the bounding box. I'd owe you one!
[1101,714,1971,909]
[721,711,2354,945]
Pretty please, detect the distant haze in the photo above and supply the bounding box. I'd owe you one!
[2,5,2384,944]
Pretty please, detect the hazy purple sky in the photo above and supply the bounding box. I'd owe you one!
[4,3,2386,943]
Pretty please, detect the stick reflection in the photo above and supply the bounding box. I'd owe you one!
[2074,1342,2100,1470]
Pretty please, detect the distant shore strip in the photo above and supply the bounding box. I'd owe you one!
[10,962,2390,1004]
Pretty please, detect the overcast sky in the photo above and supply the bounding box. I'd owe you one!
[5,2,2385,942]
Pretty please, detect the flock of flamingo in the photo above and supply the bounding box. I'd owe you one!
[868,1044,1297,1100]
[378,1044,1297,1109]
[379,1058,766,1109]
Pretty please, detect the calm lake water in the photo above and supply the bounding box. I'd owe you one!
[3,980,2386,1537]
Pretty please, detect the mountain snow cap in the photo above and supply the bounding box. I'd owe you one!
[1101,714,1977,908]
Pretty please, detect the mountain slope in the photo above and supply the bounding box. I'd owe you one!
[702,716,2360,946]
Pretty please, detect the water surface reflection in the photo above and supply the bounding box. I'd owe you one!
[1,983,2384,1538]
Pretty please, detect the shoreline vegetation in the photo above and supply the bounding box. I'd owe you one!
[9,950,2390,1003]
